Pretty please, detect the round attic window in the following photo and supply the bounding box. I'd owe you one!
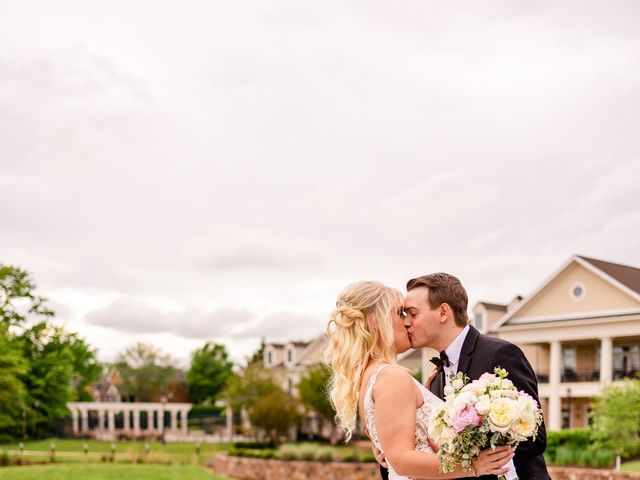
[570,283,585,301]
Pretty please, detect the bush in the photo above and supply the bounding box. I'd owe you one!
[315,448,334,462]
[233,441,275,450]
[341,451,358,462]
[297,445,315,461]
[546,429,593,461]
[277,446,297,461]
[594,450,615,468]
[576,449,594,468]
[359,453,376,463]
[1,451,9,466]
[554,446,576,466]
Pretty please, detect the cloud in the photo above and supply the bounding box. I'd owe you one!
[85,297,255,340]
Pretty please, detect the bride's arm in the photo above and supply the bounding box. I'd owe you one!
[374,368,512,479]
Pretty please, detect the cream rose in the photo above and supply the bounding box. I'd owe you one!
[475,395,491,415]
[452,377,465,391]
[488,397,517,433]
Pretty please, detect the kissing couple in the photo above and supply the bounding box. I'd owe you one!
[325,273,549,480]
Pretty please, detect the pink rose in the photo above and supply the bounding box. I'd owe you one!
[452,406,482,432]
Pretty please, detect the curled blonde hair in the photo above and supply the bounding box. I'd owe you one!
[325,280,401,442]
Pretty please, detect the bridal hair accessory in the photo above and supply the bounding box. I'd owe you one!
[336,298,355,308]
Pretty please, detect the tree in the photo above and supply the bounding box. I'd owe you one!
[591,378,640,457]
[0,265,102,439]
[249,389,301,443]
[0,332,27,432]
[298,363,334,422]
[186,342,234,404]
[0,265,53,329]
[223,363,279,413]
[115,342,179,402]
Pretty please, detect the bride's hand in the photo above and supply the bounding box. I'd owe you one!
[423,368,438,389]
[470,446,514,477]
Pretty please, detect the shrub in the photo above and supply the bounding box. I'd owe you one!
[341,451,358,462]
[1,451,9,466]
[277,446,297,461]
[594,450,615,468]
[554,446,576,466]
[576,449,594,468]
[315,448,334,462]
[233,441,275,450]
[297,445,315,461]
[359,453,376,463]
[546,428,593,461]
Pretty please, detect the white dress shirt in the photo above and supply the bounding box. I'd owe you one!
[443,325,470,386]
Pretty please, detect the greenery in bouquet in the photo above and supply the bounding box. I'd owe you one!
[427,367,543,474]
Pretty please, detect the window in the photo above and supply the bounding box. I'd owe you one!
[562,347,577,381]
[569,282,586,301]
[287,349,293,363]
[474,312,485,330]
[267,351,272,365]
[287,377,293,394]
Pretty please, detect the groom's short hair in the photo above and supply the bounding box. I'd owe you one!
[406,273,469,327]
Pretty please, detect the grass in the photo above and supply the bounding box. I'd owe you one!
[0,463,228,480]
[621,460,640,472]
[0,438,231,465]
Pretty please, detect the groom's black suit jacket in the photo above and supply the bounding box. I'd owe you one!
[428,326,550,480]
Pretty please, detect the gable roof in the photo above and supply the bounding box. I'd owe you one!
[577,256,640,295]
[491,254,640,330]
[477,301,508,311]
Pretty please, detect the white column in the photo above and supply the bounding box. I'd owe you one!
[548,340,562,431]
[108,408,115,434]
[98,410,105,433]
[133,409,140,437]
[123,408,130,432]
[71,408,79,434]
[170,408,178,432]
[600,337,613,383]
[181,408,188,436]
[147,409,155,432]
[226,405,233,441]
[81,408,89,432]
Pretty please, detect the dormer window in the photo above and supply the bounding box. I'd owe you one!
[287,348,293,364]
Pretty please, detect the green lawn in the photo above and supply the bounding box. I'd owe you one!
[622,460,640,472]
[0,438,231,464]
[0,464,228,480]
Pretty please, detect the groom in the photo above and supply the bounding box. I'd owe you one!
[382,272,549,480]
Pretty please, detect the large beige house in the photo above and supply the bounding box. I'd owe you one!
[478,255,640,431]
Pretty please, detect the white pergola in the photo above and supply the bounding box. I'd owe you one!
[66,402,192,439]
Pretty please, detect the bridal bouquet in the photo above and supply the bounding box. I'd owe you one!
[427,367,543,480]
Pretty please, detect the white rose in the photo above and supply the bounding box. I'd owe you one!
[452,377,465,390]
[444,385,455,397]
[516,396,536,422]
[439,427,455,446]
[499,379,515,390]
[479,373,500,387]
[513,417,536,439]
[475,395,491,415]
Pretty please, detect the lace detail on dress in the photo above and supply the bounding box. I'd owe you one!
[363,364,442,480]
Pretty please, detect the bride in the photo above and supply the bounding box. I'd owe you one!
[325,281,513,479]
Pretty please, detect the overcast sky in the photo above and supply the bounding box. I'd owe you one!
[1,1,639,368]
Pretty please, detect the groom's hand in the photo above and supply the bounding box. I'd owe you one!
[372,444,388,468]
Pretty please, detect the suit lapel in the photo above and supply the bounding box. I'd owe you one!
[457,325,480,378]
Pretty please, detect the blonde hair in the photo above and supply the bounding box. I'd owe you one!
[325,281,401,442]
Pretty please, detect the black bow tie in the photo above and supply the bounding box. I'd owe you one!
[430,350,451,373]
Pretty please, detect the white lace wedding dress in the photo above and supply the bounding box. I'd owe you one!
[364,364,443,480]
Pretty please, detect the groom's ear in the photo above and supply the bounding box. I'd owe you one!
[439,303,452,323]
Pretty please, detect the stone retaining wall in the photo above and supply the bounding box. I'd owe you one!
[210,454,640,480]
